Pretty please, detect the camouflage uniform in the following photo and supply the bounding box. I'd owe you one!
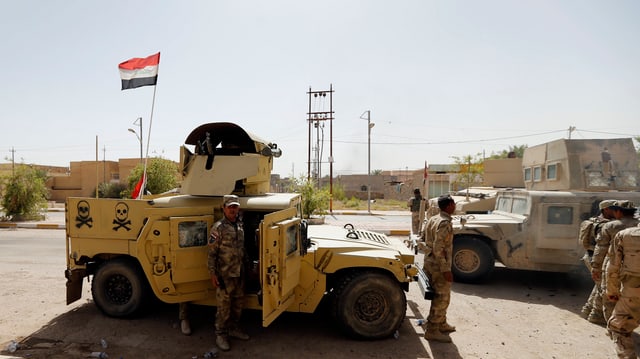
[208,215,246,338]
[607,226,640,358]
[408,189,423,235]
[422,209,453,332]
[593,214,639,322]
[579,213,610,320]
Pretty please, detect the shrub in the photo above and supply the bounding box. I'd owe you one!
[1,164,48,221]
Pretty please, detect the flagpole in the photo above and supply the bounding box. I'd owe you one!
[140,56,160,199]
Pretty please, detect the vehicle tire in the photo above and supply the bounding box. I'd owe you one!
[452,236,495,283]
[91,257,149,317]
[331,270,406,339]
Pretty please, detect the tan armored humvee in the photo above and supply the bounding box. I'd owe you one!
[65,122,421,339]
[445,138,640,282]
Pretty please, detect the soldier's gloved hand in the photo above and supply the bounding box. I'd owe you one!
[591,269,601,281]
[211,275,219,288]
[607,294,619,302]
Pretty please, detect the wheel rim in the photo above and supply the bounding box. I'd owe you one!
[354,290,387,323]
[105,273,133,305]
[454,249,481,274]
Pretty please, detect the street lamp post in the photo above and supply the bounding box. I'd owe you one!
[128,117,143,163]
[360,110,374,214]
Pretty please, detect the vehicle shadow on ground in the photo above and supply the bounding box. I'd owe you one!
[5,300,431,359]
[452,266,593,313]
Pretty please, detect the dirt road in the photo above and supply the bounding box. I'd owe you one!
[0,230,632,358]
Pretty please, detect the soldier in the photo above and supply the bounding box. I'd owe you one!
[606,225,640,358]
[408,188,423,235]
[580,200,616,322]
[592,200,640,325]
[208,194,250,351]
[421,194,456,343]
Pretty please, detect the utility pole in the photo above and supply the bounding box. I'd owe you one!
[307,85,335,211]
[103,145,107,183]
[10,147,15,176]
[360,110,374,214]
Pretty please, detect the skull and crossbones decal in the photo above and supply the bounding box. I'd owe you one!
[75,200,93,228]
[112,202,132,231]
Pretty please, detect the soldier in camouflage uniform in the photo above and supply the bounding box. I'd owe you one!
[208,194,250,351]
[592,200,640,326]
[580,200,616,322]
[421,194,456,343]
[408,188,423,235]
[606,225,640,358]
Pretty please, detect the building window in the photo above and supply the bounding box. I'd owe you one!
[111,173,120,181]
[547,163,557,180]
[524,168,532,182]
[533,166,542,182]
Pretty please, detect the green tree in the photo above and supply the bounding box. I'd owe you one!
[371,169,383,175]
[451,153,484,191]
[124,158,179,198]
[288,175,330,218]
[1,164,49,221]
[488,145,528,159]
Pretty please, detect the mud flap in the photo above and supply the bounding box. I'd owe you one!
[65,268,86,305]
[416,266,435,300]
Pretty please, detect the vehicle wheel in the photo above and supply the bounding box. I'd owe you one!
[331,271,406,339]
[91,258,149,317]
[452,236,495,283]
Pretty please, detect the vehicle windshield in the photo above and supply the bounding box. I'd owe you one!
[495,196,529,215]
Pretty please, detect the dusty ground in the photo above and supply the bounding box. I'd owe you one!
[0,231,634,359]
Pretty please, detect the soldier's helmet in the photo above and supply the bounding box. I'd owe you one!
[414,188,420,194]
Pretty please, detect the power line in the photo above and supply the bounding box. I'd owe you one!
[334,129,568,145]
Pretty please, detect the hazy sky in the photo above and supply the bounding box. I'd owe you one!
[1,1,639,177]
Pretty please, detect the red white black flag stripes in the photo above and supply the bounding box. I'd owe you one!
[118,52,160,90]
[131,173,146,199]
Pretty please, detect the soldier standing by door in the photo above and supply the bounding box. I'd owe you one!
[208,194,250,351]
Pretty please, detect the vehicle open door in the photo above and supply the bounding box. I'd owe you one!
[260,207,301,326]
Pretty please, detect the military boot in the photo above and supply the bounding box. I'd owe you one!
[180,319,191,336]
[580,304,592,319]
[216,335,230,351]
[439,322,456,333]
[587,311,606,326]
[229,328,250,340]
[424,329,452,343]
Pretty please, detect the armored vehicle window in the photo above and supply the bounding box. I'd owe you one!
[286,224,298,255]
[178,221,208,247]
[547,206,573,225]
[496,197,512,211]
[512,198,528,215]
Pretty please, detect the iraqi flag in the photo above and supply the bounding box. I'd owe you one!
[131,173,146,199]
[118,52,160,90]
